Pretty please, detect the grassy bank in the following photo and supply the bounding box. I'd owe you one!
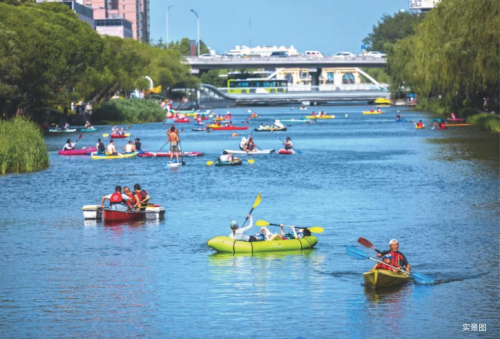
[92,99,165,124]
[0,118,50,175]
[416,98,500,133]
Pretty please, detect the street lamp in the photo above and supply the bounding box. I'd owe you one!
[190,9,200,56]
[166,5,173,44]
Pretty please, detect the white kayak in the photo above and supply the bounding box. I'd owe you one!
[225,149,275,155]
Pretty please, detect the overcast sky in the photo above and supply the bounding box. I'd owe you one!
[149,0,410,54]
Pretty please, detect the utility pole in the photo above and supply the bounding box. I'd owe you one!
[166,5,173,45]
[190,9,200,56]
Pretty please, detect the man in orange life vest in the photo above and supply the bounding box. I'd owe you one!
[101,186,131,212]
[377,239,412,273]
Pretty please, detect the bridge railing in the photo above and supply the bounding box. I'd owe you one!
[216,84,387,94]
[185,55,387,63]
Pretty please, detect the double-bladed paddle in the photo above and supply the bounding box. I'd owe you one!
[256,220,324,233]
[240,194,261,228]
[358,237,381,253]
[345,246,435,284]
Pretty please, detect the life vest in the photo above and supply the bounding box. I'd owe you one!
[247,143,255,151]
[135,190,148,204]
[389,251,404,269]
[110,192,123,204]
[125,192,136,205]
[376,263,392,271]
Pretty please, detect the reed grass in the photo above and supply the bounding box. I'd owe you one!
[0,118,50,175]
[92,99,165,124]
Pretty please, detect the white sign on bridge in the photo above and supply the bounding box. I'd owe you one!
[409,0,441,10]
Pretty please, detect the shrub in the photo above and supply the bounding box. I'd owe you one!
[92,99,165,124]
[467,113,500,133]
[0,118,50,175]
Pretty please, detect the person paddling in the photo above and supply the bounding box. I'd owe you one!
[416,120,425,128]
[229,216,258,242]
[219,150,234,163]
[166,125,180,164]
[396,111,402,121]
[243,137,258,152]
[377,239,411,273]
[133,184,150,210]
[96,138,106,154]
[101,186,131,212]
[62,138,76,151]
[283,137,293,151]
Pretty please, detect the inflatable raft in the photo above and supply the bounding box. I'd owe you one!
[110,133,130,138]
[139,152,204,157]
[215,158,243,166]
[363,269,409,288]
[278,149,294,155]
[254,127,287,132]
[210,126,249,131]
[91,151,138,160]
[362,111,384,115]
[207,236,318,253]
[305,115,334,119]
[58,147,96,156]
[415,125,425,129]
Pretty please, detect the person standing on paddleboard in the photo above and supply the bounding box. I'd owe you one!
[166,125,180,164]
[377,239,411,273]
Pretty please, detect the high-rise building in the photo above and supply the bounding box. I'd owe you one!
[84,0,150,42]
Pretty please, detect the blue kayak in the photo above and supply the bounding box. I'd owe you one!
[81,128,98,132]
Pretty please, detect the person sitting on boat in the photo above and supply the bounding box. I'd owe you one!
[311,111,316,116]
[416,120,425,128]
[84,121,91,129]
[319,111,325,117]
[373,254,398,272]
[283,137,293,150]
[451,112,456,120]
[166,125,180,164]
[111,125,118,134]
[376,108,381,113]
[259,123,265,130]
[396,111,402,120]
[106,140,119,155]
[279,225,311,240]
[239,137,248,150]
[229,216,258,242]
[134,138,143,154]
[219,151,234,163]
[133,184,150,210]
[124,140,136,153]
[273,120,285,129]
[376,239,411,273]
[244,138,257,152]
[62,139,76,150]
[96,138,106,154]
[226,111,232,118]
[123,186,137,209]
[370,108,374,113]
[101,186,131,212]
[439,121,446,129]
[120,128,126,135]
[259,227,281,241]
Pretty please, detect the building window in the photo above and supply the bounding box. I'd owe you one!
[123,5,125,10]
[342,73,355,84]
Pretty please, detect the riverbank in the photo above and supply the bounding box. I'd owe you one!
[0,118,50,175]
[417,98,500,133]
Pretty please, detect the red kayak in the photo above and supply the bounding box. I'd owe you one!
[110,134,130,139]
[139,152,204,157]
[210,126,249,131]
[58,147,96,156]
[278,149,295,155]
[174,118,190,123]
[103,209,145,222]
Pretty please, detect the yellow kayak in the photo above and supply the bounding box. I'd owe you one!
[91,151,139,160]
[415,125,425,129]
[305,115,334,119]
[375,98,391,104]
[363,111,384,115]
[363,269,409,288]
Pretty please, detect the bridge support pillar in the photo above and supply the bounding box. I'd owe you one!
[309,68,322,91]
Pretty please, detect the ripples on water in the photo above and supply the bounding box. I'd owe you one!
[0,105,499,338]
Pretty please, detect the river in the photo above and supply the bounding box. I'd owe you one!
[1,105,498,338]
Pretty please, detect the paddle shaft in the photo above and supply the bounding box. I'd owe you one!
[241,194,261,228]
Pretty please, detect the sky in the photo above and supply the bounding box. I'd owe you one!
[150,0,411,55]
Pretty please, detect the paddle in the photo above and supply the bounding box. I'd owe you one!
[256,220,324,233]
[158,141,168,152]
[241,194,261,228]
[179,141,186,166]
[279,138,302,155]
[358,237,381,254]
[346,246,435,284]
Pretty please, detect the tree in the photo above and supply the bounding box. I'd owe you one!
[153,38,210,56]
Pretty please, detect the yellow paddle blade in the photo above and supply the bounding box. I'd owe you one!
[307,227,324,233]
[253,193,262,208]
[103,133,109,137]
[247,159,255,164]
[256,219,270,227]
[206,161,214,166]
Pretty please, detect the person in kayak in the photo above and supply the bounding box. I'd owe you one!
[120,127,126,135]
[101,186,131,212]
[416,120,425,128]
[239,137,248,150]
[376,108,381,113]
[106,140,119,155]
[111,125,119,134]
[229,216,258,242]
[62,139,76,150]
[124,140,136,153]
[283,137,293,150]
[373,254,398,272]
[134,138,143,154]
[166,125,180,164]
[133,184,150,210]
[377,239,411,273]
[244,138,258,152]
[96,138,106,155]
[219,151,234,163]
[370,108,374,113]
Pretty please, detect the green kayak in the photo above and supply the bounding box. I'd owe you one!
[215,158,242,166]
[207,236,318,253]
[363,269,410,288]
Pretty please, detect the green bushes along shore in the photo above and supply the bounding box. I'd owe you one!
[0,118,49,175]
[92,99,165,124]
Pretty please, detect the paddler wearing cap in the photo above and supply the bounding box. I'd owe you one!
[376,239,411,273]
[228,214,258,242]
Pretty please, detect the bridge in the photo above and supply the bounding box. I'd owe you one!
[185,56,387,73]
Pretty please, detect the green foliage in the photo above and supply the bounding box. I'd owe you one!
[0,118,49,175]
[153,38,210,56]
[363,11,424,52]
[388,0,500,112]
[200,70,225,87]
[467,113,500,133]
[361,68,391,84]
[92,99,165,124]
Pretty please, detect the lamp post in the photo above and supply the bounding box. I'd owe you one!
[166,5,173,44]
[190,9,200,56]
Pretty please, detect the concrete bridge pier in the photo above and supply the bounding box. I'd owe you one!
[309,68,322,91]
